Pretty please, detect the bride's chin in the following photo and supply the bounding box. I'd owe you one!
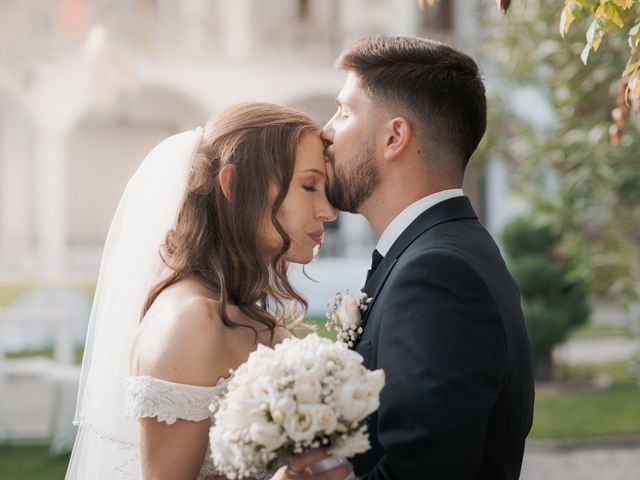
[283,247,317,265]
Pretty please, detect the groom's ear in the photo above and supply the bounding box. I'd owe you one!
[218,164,235,201]
[382,116,412,162]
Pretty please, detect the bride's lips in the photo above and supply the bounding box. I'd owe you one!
[308,231,324,244]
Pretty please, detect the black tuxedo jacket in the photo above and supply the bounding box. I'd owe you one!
[352,196,534,480]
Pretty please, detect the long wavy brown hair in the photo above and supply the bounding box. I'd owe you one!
[141,102,320,341]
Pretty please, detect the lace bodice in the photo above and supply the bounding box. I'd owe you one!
[124,375,228,480]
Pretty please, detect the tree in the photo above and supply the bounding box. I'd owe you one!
[482,0,640,371]
[502,217,590,380]
[560,0,640,140]
[485,0,639,294]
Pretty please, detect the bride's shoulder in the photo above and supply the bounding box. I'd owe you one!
[133,279,226,386]
[141,280,223,338]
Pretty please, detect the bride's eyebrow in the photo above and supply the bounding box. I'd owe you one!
[296,168,326,178]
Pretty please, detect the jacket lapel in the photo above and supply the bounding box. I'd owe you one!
[358,196,478,329]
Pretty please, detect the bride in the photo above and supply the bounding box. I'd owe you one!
[66,103,354,480]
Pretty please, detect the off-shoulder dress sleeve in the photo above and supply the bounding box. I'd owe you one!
[124,375,226,424]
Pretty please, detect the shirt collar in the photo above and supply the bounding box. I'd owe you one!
[375,189,464,256]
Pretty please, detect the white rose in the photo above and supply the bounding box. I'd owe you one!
[337,294,361,329]
[313,404,337,434]
[269,395,296,423]
[343,358,363,376]
[337,383,369,423]
[210,428,240,471]
[362,370,385,417]
[297,354,326,382]
[283,404,320,442]
[367,369,386,395]
[217,404,262,430]
[293,375,322,404]
[249,420,286,452]
[363,393,380,418]
[328,428,371,459]
[251,375,277,404]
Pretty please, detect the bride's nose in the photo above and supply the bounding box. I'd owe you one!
[317,196,337,223]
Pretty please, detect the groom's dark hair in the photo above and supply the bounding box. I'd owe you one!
[337,35,486,172]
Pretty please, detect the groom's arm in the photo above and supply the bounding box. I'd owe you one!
[361,249,507,480]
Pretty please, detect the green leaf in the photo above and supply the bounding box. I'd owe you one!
[629,21,640,49]
[581,19,604,63]
[603,2,627,28]
[612,0,634,9]
[622,59,640,76]
[575,0,600,13]
[630,71,640,96]
[560,5,577,37]
[586,17,607,52]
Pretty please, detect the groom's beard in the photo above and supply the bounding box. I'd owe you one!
[326,142,379,213]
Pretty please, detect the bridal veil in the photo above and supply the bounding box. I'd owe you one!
[66,128,204,479]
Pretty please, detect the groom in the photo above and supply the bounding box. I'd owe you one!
[322,36,535,479]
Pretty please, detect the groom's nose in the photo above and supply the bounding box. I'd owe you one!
[321,134,333,164]
[321,117,335,144]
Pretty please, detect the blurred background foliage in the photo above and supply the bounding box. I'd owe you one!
[483,0,640,308]
[503,216,591,380]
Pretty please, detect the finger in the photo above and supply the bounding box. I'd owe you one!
[283,465,306,479]
[288,449,329,473]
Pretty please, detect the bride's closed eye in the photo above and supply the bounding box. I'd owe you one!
[303,184,318,192]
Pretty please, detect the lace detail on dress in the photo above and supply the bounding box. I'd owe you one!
[124,375,227,424]
[124,375,229,480]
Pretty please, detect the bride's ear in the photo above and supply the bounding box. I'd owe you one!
[218,164,235,200]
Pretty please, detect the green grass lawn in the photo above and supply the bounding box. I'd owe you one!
[531,361,640,439]
[553,359,636,384]
[0,280,95,310]
[295,316,336,340]
[6,347,85,365]
[0,446,70,480]
[569,322,633,339]
[531,383,640,439]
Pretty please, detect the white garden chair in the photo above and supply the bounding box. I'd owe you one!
[0,299,83,454]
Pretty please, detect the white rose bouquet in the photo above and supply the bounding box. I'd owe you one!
[209,333,385,479]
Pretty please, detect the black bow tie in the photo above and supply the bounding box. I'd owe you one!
[365,249,384,285]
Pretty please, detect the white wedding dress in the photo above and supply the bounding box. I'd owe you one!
[123,375,229,479]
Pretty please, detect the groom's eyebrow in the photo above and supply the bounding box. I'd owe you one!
[336,98,353,111]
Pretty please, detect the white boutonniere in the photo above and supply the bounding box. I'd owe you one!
[326,291,373,347]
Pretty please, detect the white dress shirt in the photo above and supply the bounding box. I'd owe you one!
[375,189,464,256]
